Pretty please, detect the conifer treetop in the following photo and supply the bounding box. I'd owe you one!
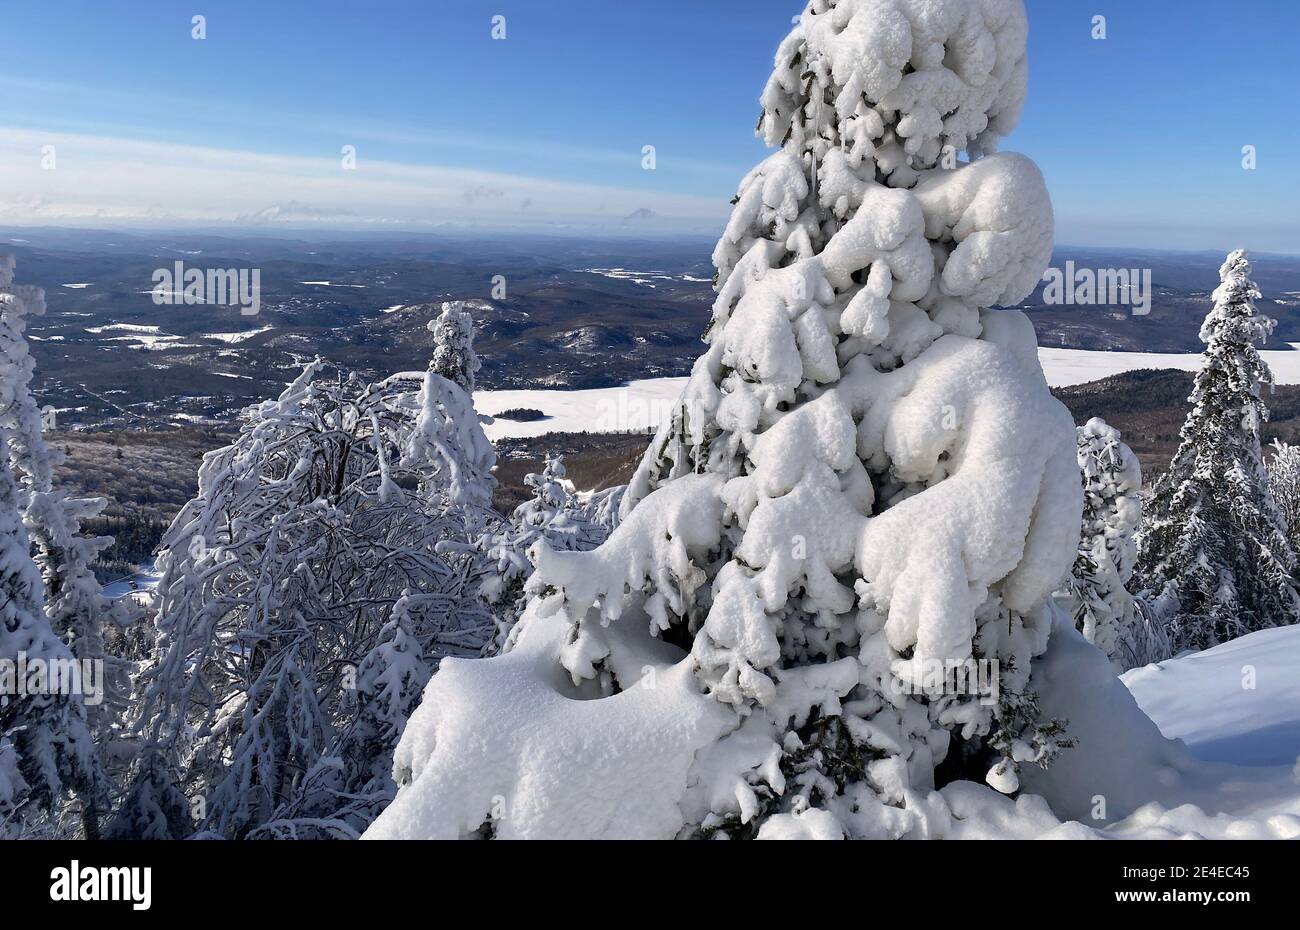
[428,301,481,395]
[761,0,1029,176]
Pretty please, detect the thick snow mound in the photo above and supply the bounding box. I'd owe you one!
[1123,626,1300,767]
[365,610,733,840]
[1018,618,1300,838]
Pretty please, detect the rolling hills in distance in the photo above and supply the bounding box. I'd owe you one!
[6,226,1300,432]
[11,226,1298,577]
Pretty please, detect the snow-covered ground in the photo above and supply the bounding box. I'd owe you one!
[85,323,163,334]
[982,621,1300,839]
[476,346,1300,441]
[1124,626,1300,767]
[102,566,162,610]
[580,268,712,287]
[202,326,273,344]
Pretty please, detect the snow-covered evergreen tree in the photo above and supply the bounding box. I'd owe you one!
[1135,250,1300,652]
[367,0,1084,841]
[427,301,481,394]
[0,257,111,838]
[102,746,192,841]
[1267,439,1300,556]
[478,456,608,650]
[405,306,496,512]
[118,352,498,838]
[1059,418,1166,669]
[336,594,431,788]
[0,431,104,834]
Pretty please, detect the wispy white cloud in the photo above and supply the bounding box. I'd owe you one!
[0,72,745,179]
[0,127,727,234]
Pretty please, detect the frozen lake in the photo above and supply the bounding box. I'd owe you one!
[476,345,1300,441]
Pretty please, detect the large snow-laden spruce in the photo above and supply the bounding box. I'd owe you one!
[0,257,109,837]
[367,0,1082,841]
[1136,250,1300,653]
[121,333,499,838]
[1058,419,1167,670]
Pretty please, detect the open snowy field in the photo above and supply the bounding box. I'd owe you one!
[477,346,1300,440]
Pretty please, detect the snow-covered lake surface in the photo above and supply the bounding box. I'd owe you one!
[1039,344,1300,389]
[476,377,689,441]
[477,346,1300,441]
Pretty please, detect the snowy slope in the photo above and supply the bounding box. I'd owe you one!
[1123,626,1300,767]
[1009,619,1300,839]
[476,346,1300,440]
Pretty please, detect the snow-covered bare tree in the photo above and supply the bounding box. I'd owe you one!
[1267,440,1300,556]
[0,257,113,838]
[249,593,433,838]
[117,345,498,838]
[367,0,1085,841]
[1058,418,1166,669]
[1135,250,1300,652]
[478,456,609,650]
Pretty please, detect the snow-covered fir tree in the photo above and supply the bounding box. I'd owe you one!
[0,261,135,836]
[1267,440,1300,557]
[0,431,105,837]
[1058,418,1166,669]
[118,344,498,839]
[1135,250,1300,652]
[367,0,1086,841]
[427,301,480,394]
[0,257,112,838]
[405,305,496,512]
[478,456,609,650]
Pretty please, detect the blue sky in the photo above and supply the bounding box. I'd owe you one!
[0,0,1296,251]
